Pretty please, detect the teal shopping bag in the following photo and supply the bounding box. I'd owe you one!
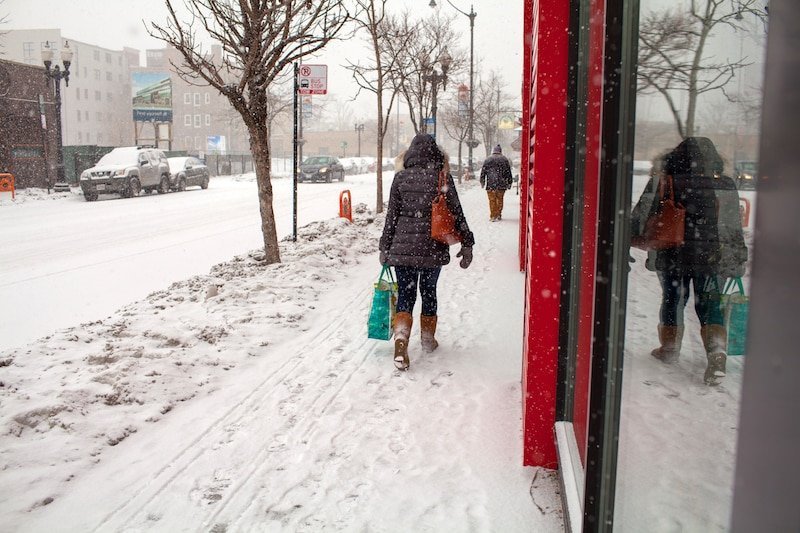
[722,277,749,356]
[367,265,398,340]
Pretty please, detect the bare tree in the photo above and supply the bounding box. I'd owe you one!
[346,1,413,213]
[150,1,350,264]
[637,0,767,139]
[472,70,508,157]
[0,1,8,55]
[390,10,464,135]
[440,99,469,179]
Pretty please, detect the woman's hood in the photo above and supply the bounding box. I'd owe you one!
[402,134,444,171]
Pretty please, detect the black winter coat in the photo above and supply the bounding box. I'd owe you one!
[635,173,747,277]
[480,154,513,190]
[380,136,474,268]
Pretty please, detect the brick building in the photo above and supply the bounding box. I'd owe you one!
[0,59,60,189]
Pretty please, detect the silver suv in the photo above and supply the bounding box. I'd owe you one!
[79,147,171,201]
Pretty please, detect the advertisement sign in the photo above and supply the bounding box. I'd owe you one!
[207,135,226,153]
[297,64,328,95]
[498,114,517,130]
[132,71,173,122]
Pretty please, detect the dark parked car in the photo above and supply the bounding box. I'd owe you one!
[734,160,758,190]
[167,156,210,191]
[299,156,345,182]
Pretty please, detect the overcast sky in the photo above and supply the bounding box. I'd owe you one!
[4,0,524,120]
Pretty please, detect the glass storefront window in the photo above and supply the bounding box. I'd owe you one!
[614,1,767,530]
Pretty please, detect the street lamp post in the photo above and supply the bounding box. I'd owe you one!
[423,48,452,140]
[430,1,477,175]
[41,40,73,192]
[355,123,365,157]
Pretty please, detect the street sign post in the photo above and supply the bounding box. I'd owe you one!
[297,64,328,95]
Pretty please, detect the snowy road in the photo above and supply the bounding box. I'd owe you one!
[0,174,392,350]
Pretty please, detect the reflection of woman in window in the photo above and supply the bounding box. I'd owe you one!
[634,137,747,385]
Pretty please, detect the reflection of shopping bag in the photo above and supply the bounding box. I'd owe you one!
[722,277,749,356]
[367,265,398,340]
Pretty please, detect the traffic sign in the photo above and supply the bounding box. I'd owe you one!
[298,64,328,95]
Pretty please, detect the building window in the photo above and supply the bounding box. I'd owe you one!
[193,93,201,106]
[76,87,81,100]
[77,110,81,122]
[205,114,211,126]
[84,110,89,121]
[95,91,101,101]
[93,50,100,61]
[96,111,103,121]
[194,114,201,128]
[77,132,82,143]
[94,69,101,80]
[184,136,193,149]
[105,52,111,64]
[83,67,87,78]
[184,93,191,105]
[106,72,112,81]
[84,89,88,99]
[205,93,210,104]
[107,92,113,102]
[22,42,35,60]
[97,132,103,143]
[184,115,192,126]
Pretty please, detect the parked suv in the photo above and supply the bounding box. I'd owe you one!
[79,147,171,201]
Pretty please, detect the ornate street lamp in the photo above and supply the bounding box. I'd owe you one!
[355,123,365,157]
[42,40,73,191]
[424,48,452,140]
[430,1,477,174]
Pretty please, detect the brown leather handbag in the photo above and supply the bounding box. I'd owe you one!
[642,175,686,250]
[431,171,462,245]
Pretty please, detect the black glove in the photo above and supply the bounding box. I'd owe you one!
[380,250,388,264]
[456,247,473,269]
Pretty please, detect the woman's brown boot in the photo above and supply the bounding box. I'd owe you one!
[393,312,413,370]
[700,324,728,385]
[651,324,684,363]
[420,315,439,353]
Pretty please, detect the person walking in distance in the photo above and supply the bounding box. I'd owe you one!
[379,134,475,371]
[480,144,514,221]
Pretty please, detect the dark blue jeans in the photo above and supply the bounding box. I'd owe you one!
[395,266,442,316]
[658,271,724,327]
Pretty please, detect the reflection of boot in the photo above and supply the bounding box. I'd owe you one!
[393,312,413,371]
[700,324,728,385]
[420,315,439,353]
[651,324,684,363]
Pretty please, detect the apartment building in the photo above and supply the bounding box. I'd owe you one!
[2,30,138,147]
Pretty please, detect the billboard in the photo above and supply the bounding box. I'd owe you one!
[207,135,226,153]
[132,71,173,122]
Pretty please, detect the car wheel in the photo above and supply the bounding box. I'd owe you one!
[84,193,98,202]
[201,176,209,190]
[158,175,170,194]
[178,177,187,192]
[128,177,141,198]
[339,171,345,181]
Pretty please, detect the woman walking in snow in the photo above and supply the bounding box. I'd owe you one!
[379,133,475,371]
[631,137,747,385]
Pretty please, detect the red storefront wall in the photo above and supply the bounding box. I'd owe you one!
[520,0,606,468]
[520,0,570,468]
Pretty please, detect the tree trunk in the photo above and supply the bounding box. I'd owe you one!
[249,123,281,264]
[457,142,463,183]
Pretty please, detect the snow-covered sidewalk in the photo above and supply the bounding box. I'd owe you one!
[0,185,563,531]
